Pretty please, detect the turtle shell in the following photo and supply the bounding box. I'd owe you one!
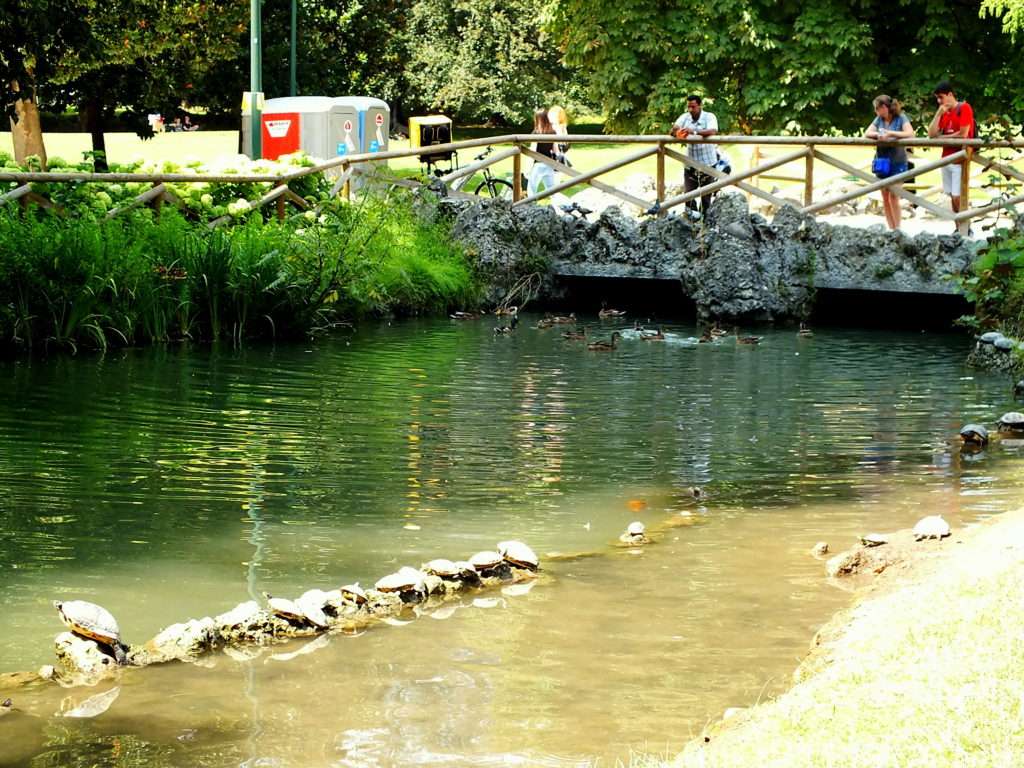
[980,332,1004,344]
[453,561,479,578]
[55,600,121,646]
[375,566,426,593]
[497,540,539,571]
[340,583,367,605]
[294,594,330,629]
[422,558,461,578]
[959,424,989,445]
[469,551,503,571]
[266,596,306,622]
[995,337,1015,352]
[913,515,951,540]
[627,521,646,537]
[998,412,1024,430]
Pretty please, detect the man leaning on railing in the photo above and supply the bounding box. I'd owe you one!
[670,95,718,219]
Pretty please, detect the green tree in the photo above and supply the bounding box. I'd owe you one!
[405,0,584,124]
[546,0,1024,134]
[982,0,1024,37]
[2,0,245,168]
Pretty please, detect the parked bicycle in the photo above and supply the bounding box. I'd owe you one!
[450,146,515,200]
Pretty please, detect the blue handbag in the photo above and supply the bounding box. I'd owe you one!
[871,157,892,177]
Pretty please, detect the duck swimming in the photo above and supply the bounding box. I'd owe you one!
[587,332,621,351]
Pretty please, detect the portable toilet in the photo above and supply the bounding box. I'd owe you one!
[332,97,390,156]
[256,96,358,161]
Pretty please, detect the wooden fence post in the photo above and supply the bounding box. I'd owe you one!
[804,146,814,207]
[656,143,666,216]
[958,152,972,235]
[513,146,522,202]
[275,181,286,221]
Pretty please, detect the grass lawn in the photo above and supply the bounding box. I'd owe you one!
[4,128,1019,211]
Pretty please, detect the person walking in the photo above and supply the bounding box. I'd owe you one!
[528,108,558,197]
[927,81,975,216]
[670,95,719,217]
[549,105,571,166]
[865,95,914,230]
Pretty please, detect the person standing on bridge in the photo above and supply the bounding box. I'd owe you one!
[670,95,719,218]
[865,95,915,230]
[528,108,558,197]
[927,81,975,218]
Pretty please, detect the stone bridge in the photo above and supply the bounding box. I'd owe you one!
[449,193,980,319]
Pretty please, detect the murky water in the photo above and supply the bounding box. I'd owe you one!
[0,316,1020,766]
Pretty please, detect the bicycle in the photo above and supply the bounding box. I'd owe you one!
[451,146,514,200]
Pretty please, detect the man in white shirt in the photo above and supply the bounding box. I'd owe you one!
[671,95,719,217]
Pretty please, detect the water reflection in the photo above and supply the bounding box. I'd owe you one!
[0,318,1019,766]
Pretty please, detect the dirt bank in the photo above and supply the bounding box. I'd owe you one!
[675,508,1024,767]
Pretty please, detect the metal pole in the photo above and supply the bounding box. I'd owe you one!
[250,0,263,158]
[289,0,297,97]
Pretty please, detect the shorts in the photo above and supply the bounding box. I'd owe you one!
[942,163,962,195]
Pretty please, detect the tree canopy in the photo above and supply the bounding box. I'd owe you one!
[545,0,1024,134]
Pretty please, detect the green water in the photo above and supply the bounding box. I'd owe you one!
[0,316,1020,766]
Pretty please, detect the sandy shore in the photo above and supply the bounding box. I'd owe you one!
[673,507,1024,767]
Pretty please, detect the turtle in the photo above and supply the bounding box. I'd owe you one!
[497,540,539,572]
[980,331,1004,344]
[421,559,462,579]
[54,600,129,665]
[294,592,330,628]
[959,424,989,447]
[995,337,1016,352]
[619,521,649,544]
[859,533,888,548]
[468,551,503,575]
[0,698,12,718]
[375,567,427,597]
[998,412,1024,433]
[913,515,951,541]
[340,583,368,606]
[263,592,326,629]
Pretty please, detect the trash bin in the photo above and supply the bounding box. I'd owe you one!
[409,115,455,174]
[256,96,357,162]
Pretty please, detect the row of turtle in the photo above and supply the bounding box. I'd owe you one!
[50,540,540,685]
[959,411,1024,448]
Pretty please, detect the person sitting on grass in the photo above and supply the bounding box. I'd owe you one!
[865,95,915,231]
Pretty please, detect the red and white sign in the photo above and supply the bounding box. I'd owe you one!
[264,119,292,138]
[375,113,385,126]
[261,112,301,160]
[343,120,353,132]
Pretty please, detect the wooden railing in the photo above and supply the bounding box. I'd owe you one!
[2,134,1024,234]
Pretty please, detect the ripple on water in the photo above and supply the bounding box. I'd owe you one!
[0,319,1018,766]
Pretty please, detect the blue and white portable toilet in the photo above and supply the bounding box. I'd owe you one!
[332,97,390,156]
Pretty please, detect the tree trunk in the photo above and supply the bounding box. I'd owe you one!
[83,97,109,172]
[8,80,47,169]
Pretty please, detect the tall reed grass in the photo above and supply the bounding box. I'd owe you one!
[0,193,477,354]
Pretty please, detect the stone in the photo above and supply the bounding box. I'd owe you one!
[54,632,118,683]
[139,617,216,664]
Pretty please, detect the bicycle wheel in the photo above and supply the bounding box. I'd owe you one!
[473,178,514,200]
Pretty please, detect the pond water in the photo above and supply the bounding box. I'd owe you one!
[0,315,1020,766]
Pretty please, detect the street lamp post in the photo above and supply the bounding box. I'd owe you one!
[250,0,263,158]
[290,0,297,97]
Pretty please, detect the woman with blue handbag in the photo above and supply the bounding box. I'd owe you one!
[865,95,915,230]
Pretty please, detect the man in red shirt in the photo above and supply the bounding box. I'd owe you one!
[927,80,974,215]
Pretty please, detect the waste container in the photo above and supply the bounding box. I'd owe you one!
[253,96,357,161]
[409,115,455,173]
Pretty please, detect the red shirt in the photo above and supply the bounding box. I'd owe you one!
[938,102,974,156]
